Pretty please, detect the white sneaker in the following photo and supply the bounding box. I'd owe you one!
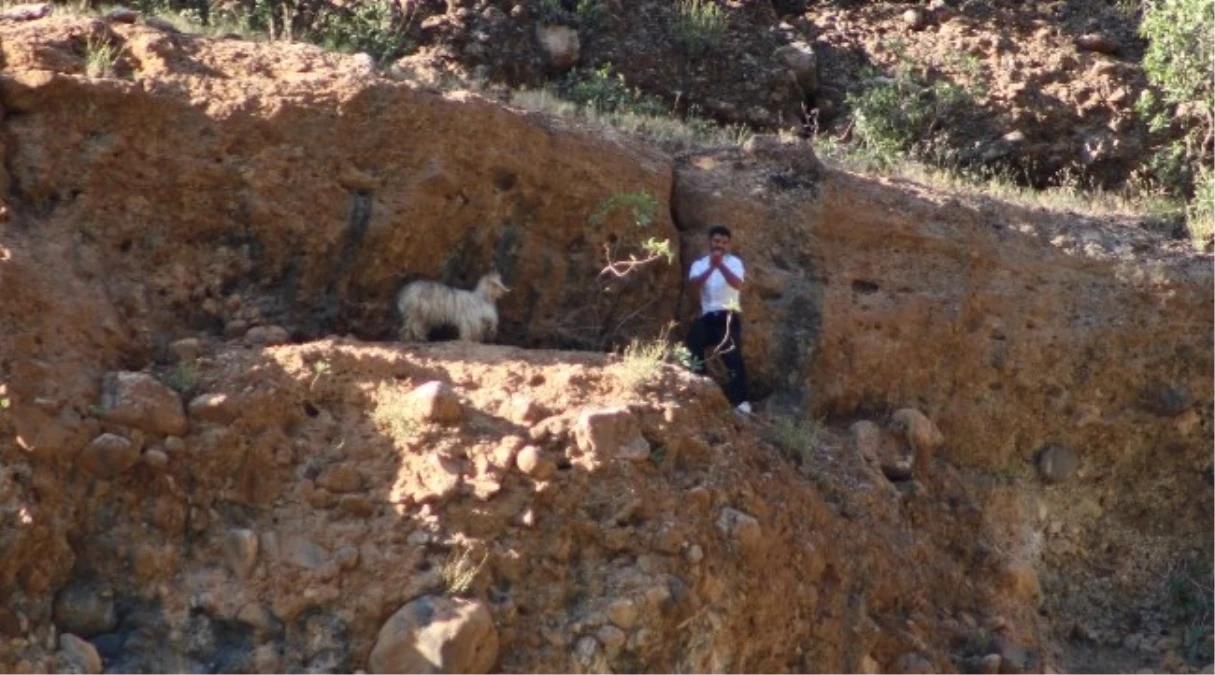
[736,401,752,414]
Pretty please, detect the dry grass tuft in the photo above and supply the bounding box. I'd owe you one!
[372,384,419,445]
[443,544,489,596]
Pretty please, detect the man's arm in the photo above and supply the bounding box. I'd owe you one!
[717,257,744,290]
[687,259,714,291]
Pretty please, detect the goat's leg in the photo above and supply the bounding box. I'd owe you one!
[401,317,426,342]
[461,323,481,343]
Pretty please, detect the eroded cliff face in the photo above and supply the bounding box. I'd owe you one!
[0,14,1210,675]
[2,333,1060,674]
[676,146,1213,670]
[0,16,681,355]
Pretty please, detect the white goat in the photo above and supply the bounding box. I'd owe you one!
[396,271,510,343]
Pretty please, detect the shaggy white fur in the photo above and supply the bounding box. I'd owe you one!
[396,272,510,343]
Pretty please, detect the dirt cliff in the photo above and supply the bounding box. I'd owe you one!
[675,143,1214,671]
[1,15,681,353]
[0,13,1211,675]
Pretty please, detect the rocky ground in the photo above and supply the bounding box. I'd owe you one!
[401,0,1173,192]
[0,9,1211,675]
[0,335,1062,673]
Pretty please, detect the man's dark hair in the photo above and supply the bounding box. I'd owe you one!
[708,225,732,239]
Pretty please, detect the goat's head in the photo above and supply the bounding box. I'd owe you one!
[477,272,510,300]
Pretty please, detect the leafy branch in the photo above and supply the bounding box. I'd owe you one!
[589,189,659,229]
[591,190,675,277]
[600,237,675,277]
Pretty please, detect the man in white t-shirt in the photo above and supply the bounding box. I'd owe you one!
[685,224,751,413]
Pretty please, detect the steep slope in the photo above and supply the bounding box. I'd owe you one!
[0,15,680,352]
[0,13,1210,675]
[405,0,1170,191]
[0,334,1054,673]
[674,140,1213,671]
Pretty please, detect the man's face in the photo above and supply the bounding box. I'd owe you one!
[709,234,731,255]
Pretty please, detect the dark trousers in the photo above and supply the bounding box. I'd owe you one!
[686,310,748,406]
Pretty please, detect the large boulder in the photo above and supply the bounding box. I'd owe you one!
[773,41,818,94]
[58,633,103,674]
[536,24,579,72]
[851,419,915,481]
[369,595,499,674]
[891,408,943,455]
[99,371,187,436]
[405,381,463,425]
[12,403,91,461]
[573,407,651,461]
[78,433,140,479]
[1036,444,1079,484]
[53,581,116,638]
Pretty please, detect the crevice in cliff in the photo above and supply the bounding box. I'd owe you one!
[667,161,690,328]
[315,189,374,335]
[0,105,28,221]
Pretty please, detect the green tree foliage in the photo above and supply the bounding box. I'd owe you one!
[1141,0,1214,132]
[1137,0,1214,244]
[845,64,973,169]
[104,0,417,63]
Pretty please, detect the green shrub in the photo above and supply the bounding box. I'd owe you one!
[1167,556,1214,664]
[1141,0,1214,124]
[313,0,415,63]
[84,34,125,78]
[618,336,670,389]
[1134,0,1214,235]
[1187,165,1214,249]
[535,0,610,29]
[616,330,700,389]
[108,0,417,63]
[1144,133,1192,186]
[593,190,675,277]
[673,0,726,58]
[589,190,659,230]
[559,64,668,117]
[770,415,822,467]
[845,66,972,168]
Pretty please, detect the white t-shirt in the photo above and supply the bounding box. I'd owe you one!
[689,254,745,314]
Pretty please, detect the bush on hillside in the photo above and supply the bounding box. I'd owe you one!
[558,64,668,117]
[92,0,417,63]
[1141,0,1213,135]
[844,64,973,169]
[1135,0,1214,243]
